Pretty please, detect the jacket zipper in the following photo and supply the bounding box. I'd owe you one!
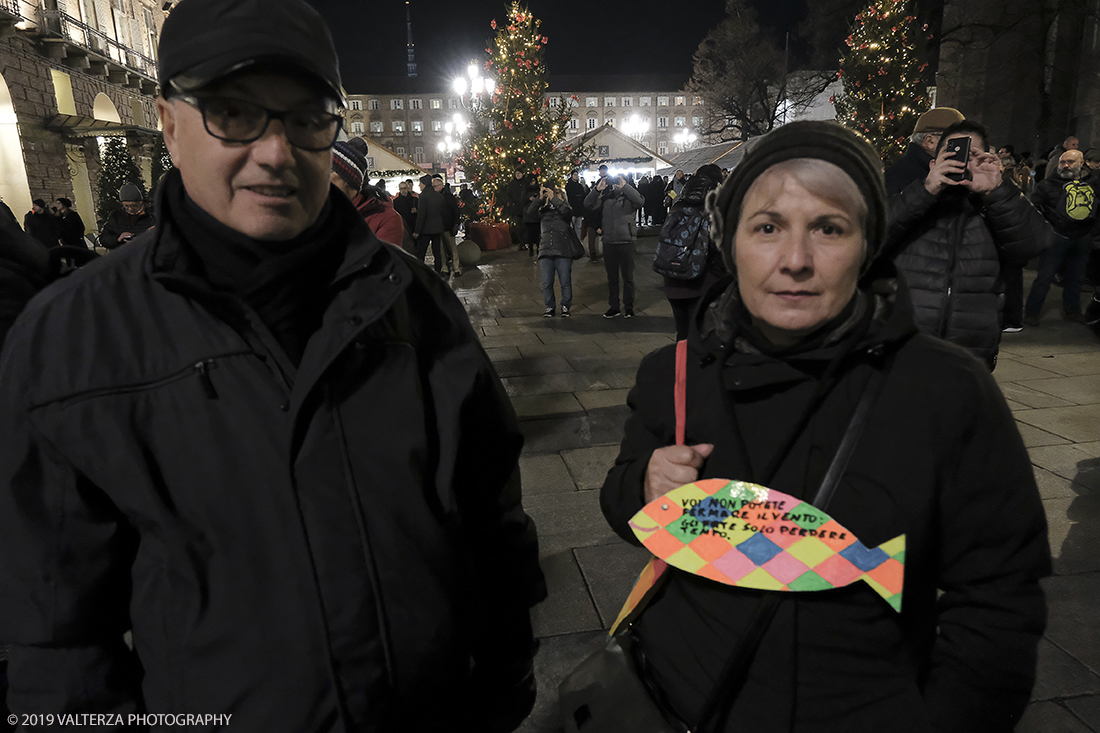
[47,351,251,409]
[194,360,218,399]
[937,215,967,337]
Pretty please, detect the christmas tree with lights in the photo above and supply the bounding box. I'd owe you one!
[456,3,581,221]
[834,0,930,164]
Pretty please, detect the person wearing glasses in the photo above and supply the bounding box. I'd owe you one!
[98,183,155,249]
[0,0,545,730]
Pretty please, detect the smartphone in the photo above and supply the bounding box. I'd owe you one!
[944,136,971,181]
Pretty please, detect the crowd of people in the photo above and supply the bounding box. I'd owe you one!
[0,0,1092,729]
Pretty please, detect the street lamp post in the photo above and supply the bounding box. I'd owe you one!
[621,114,650,143]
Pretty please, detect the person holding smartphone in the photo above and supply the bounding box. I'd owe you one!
[584,172,644,318]
[883,120,1051,370]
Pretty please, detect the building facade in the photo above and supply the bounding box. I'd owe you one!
[346,75,701,173]
[0,0,166,232]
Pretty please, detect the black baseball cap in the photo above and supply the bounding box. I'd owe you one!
[158,0,343,103]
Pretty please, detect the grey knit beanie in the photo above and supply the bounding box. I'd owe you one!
[705,121,887,275]
[119,183,144,202]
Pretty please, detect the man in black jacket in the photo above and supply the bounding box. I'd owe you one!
[1024,149,1097,324]
[23,199,59,248]
[885,120,1050,369]
[98,183,155,249]
[413,173,446,272]
[0,1,544,730]
[883,107,965,197]
[51,197,86,248]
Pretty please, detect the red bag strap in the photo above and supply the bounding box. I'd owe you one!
[674,339,687,446]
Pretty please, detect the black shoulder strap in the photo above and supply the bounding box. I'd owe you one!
[693,365,888,733]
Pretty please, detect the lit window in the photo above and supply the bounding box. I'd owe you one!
[369,121,382,133]
[586,118,597,129]
[412,120,423,134]
[547,97,560,107]
[674,116,685,127]
[586,97,598,107]
[350,100,362,111]
[391,99,403,110]
[430,99,442,109]
[693,96,703,106]
[675,96,685,106]
[410,99,422,110]
[431,120,442,131]
[567,97,579,107]
[622,97,632,107]
[605,97,615,107]
[639,97,651,106]
[368,99,380,110]
[693,116,703,127]
[448,98,458,109]
[657,96,669,106]
[607,118,615,127]
[393,120,405,132]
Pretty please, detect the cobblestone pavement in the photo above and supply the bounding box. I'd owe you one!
[446,232,1100,733]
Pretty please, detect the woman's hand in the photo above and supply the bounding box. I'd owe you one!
[644,444,714,503]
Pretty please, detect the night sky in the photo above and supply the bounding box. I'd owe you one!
[310,0,807,89]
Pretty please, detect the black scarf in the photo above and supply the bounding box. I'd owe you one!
[166,174,349,366]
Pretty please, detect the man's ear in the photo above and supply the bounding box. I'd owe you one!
[157,97,179,165]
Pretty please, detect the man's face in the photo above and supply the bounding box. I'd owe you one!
[418,180,427,192]
[1058,151,1084,179]
[53,200,68,214]
[919,132,941,156]
[514,170,523,179]
[122,200,145,215]
[598,167,608,177]
[432,178,444,193]
[1087,159,1100,172]
[398,183,408,196]
[1065,137,1080,151]
[32,203,44,214]
[158,71,333,241]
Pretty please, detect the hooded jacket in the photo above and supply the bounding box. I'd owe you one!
[0,179,545,730]
[601,264,1049,732]
[884,180,1050,367]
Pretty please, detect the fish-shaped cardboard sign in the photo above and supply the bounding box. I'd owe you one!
[629,478,906,611]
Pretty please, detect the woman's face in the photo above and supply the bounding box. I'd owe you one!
[734,172,864,346]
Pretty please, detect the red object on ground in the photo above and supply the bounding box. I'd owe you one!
[466,222,511,251]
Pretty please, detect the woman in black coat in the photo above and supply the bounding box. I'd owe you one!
[600,121,1049,732]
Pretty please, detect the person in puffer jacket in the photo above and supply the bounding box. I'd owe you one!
[528,184,574,317]
[884,120,1051,369]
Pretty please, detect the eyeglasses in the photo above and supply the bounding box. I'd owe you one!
[174,92,343,152]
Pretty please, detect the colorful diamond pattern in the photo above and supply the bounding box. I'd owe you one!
[840,541,890,572]
[761,551,812,585]
[785,536,836,567]
[629,480,907,613]
[786,569,835,592]
[689,531,740,563]
[735,533,783,566]
[711,547,757,583]
[813,553,864,587]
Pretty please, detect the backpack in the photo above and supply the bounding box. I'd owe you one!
[652,204,710,280]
